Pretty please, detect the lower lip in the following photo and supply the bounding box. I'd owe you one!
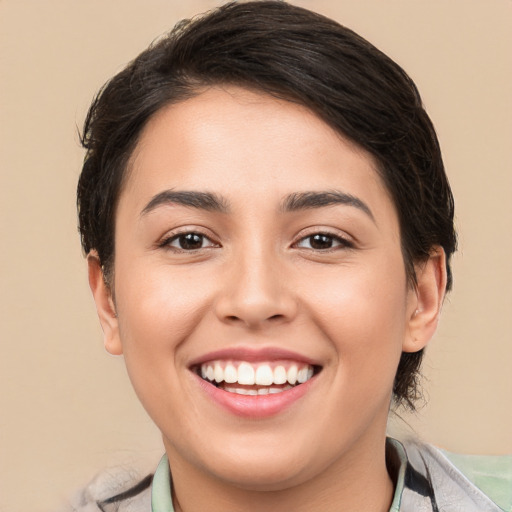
[193,373,316,418]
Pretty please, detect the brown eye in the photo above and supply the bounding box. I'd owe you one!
[167,232,216,251]
[309,234,334,250]
[296,233,352,250]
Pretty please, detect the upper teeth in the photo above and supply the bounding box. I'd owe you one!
[200,361,314,386]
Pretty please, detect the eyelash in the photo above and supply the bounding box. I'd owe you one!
[294,232,354,251]
[159,230,219,252]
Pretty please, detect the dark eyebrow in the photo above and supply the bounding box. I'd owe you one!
[281,190,375,222]
[140,190,230,216]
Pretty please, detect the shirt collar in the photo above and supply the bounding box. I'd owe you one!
[386,437,408,512]
[151,454,174,512]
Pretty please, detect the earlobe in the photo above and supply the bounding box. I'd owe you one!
[87,252,123,355]
[403,247,447,353]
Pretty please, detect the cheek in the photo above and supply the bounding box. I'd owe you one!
[114,263,214,362]
[112,265,218,423]
[303,256,408,376]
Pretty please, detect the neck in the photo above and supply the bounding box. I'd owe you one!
[165,433,395,512]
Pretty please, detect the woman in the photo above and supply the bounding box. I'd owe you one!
[72,1,509,511]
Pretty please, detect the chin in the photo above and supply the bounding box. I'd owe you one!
[184,434,326,491]
[209,458,312,492]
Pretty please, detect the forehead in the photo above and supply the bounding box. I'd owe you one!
[121,86,394,220]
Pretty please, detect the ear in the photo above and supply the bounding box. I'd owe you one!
[403,247,447,353]
[87,251,123,355]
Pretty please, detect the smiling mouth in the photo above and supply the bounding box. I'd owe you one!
[194,361,320,395]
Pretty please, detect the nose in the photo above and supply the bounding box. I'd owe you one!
[214,248,298,329]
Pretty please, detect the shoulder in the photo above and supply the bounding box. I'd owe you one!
[400,438,512,512]
[60,467,153,512]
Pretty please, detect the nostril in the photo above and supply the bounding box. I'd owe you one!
[227,313,285,323]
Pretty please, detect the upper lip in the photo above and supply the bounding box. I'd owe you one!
[188,346,321,368]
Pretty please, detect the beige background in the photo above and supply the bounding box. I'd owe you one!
[1,1,511,510]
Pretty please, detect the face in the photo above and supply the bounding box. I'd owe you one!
[92,86,432,491]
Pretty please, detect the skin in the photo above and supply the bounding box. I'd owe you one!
[89,86,446,512]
